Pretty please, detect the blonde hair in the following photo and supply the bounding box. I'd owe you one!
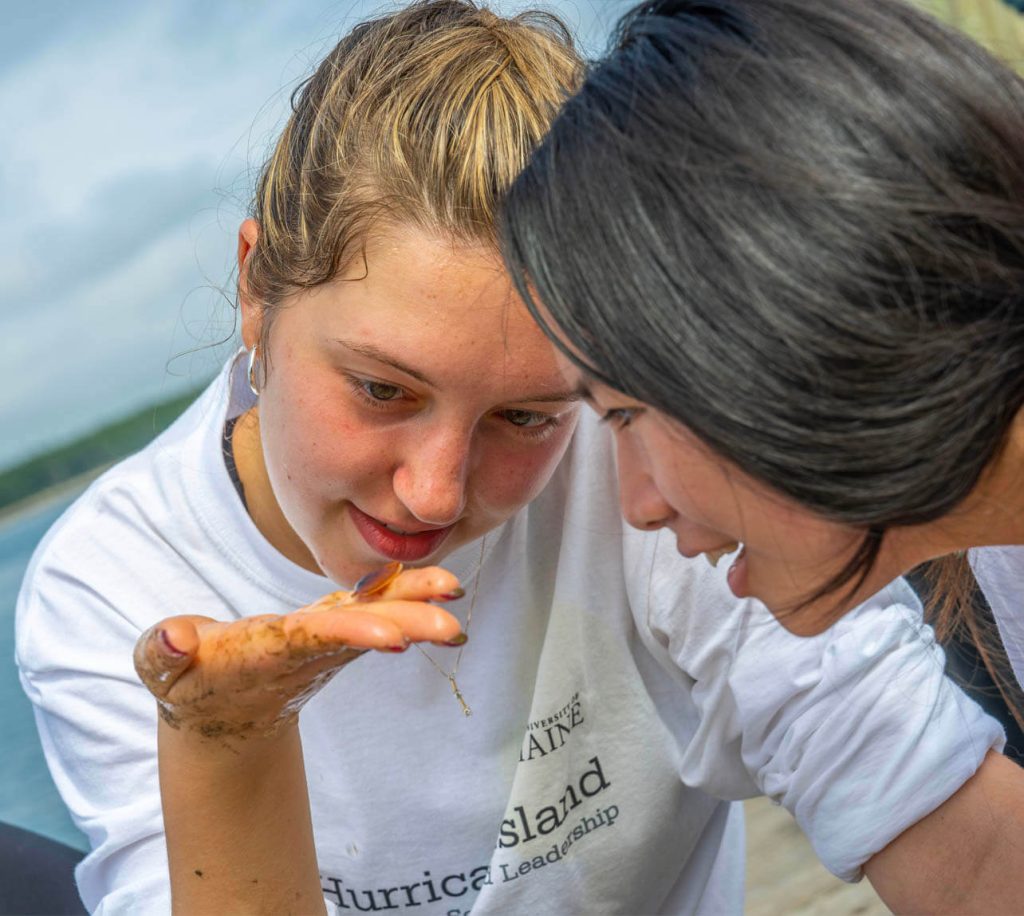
[245,0,582,334]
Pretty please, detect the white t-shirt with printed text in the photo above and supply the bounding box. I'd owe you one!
[17,355,1002,914]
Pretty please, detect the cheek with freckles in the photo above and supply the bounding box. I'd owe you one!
[259,379,387,521]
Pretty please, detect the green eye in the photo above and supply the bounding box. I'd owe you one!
[363,381,403,401]
[502,409,548,428]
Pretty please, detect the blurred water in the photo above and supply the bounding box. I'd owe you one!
[0,489,89,851]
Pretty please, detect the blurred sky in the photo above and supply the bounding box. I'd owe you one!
[0,0,623,471]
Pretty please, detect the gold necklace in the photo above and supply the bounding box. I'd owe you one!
[415,535,486,716]
[350,536,487,717]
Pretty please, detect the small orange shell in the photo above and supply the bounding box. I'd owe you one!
[351,561,404,599]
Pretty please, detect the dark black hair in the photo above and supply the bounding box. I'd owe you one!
[502,0,1024,604]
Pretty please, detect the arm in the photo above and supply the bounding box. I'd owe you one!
[865,751,1024,914]
[626,538,1008,886]
[159,720,321,915]
[135,565,465,915]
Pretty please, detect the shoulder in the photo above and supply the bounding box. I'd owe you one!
[971,544,1024,603]
[518,408,624,548]
[548,408,618,499]
[971,545,1024,689]
[16,368,234,659]
[23,369,225,586]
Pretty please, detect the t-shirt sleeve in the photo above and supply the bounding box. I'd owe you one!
[970,545,1024,691]
[626,530,1005,882]
[16,530,173,914]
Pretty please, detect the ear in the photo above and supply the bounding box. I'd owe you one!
[238,218,262,350]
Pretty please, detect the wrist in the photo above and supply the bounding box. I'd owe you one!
[158,711,301,775]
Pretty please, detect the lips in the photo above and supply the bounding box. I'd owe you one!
[349,505,454,562]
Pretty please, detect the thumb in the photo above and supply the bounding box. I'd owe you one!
[133,616,201,698]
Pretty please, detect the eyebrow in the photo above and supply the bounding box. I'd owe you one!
[333,337,584,405]
[515,391,585,405]
[573,380,595,403]
[569,369,605,405]
[334,338,433,385]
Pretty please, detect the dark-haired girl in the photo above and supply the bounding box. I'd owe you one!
[507,0,1024,671]
[504,0,1024,908]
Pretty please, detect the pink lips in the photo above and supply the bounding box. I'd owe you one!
[349,505,454,562]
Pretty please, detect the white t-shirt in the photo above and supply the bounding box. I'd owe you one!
[17,355,1002,915]
[970,547,1024,690]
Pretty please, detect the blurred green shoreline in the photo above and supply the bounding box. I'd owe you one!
[0,385,207,522]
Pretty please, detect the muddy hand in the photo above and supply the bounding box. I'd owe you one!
[133,564,465,740]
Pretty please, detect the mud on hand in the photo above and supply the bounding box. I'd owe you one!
[132,563,467,741]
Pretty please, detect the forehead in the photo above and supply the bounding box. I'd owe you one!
[341,223,501,295]
[311,224,574,399]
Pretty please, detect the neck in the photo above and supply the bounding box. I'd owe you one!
[231,406,323,575]
[898,417,1024,563]
[781,419,1024,635]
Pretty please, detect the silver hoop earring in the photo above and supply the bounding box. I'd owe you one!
[247,346,260,397]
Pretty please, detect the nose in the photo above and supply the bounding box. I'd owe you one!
[615,433,673,532]
[392,425,470,526]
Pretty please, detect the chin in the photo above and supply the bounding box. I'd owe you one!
[762,590,839,638]
[309,543,368,589]
[318,563,358,589]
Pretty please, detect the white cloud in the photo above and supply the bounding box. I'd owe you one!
[0,0,622,469]
[0,211,238,467]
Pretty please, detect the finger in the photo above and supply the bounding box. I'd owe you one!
[302,590,353,614]
[280,608,409,656]
[301,566,463,614]
[133,615,205,697]
[300,599,465,646]
[379,566,464,603]
[370,599,466,644]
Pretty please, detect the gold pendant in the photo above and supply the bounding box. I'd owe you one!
[449,675,472,717]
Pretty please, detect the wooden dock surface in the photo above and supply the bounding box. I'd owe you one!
[744,798,888,916]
